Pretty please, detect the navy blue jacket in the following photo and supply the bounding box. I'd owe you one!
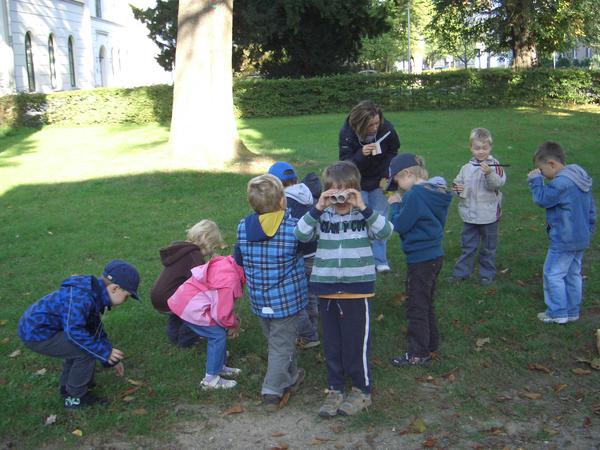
[339,118,400,191]
[390,182,453,264]
[18,275,114,365]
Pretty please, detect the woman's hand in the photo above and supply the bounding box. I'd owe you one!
[362,144,376,156]
[388,192,402,204]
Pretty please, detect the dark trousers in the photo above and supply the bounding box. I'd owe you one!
[167,313,202,348]
[453,221,499,280]
[23,332,96,397]
[406,257,443,358]
[319,298,372,394]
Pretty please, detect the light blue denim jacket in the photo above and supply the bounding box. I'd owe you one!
[528,164,596,251]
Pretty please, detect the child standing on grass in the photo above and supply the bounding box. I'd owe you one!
[268,161,322,350]
[234,174,308,411]
[167,255,244,389]
[528,141,596,324]
[295,161,393,417]
[449,128,506,286]
[387,154,452,367]
[150,220,225,348]
[18,260,141,409]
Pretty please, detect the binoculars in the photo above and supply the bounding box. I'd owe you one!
[329,192,348,204]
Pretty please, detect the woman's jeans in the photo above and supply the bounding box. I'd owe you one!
[543,248,584,319]
[185,322,227,375]
[360,188,389,267]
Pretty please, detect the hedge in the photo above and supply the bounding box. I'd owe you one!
[1,68,599,127]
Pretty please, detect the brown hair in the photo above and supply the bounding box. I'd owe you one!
[533,141,566,165]
[470,128,493,145]
[322,161,361,191]
[348,100,383,141]
[247,174,284,214]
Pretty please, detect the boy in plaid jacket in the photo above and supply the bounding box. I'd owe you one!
[234,174,308,411]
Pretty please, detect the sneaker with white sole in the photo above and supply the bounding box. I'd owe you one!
[219,366,241,378]
[318,389,344,418]
[296,337,320,349]
[567,315,580,322]
[376,264,391,273]
[337,387,371,416]
[537,312,568,324]
[200,375,237,390]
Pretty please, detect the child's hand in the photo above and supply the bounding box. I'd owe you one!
[388,192,402,204]
[345,189,366,209]
[316,189,337,211]
[113,362,124,377]
[528,168,541,178]
[452,182,464,194]
[228,318,241,339]
[362,144,376,156]
[109,348,124,365]
[480,162,492,175]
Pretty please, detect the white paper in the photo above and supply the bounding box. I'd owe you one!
[371,131,391,156]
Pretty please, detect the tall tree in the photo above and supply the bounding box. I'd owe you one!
[170,0,246,168]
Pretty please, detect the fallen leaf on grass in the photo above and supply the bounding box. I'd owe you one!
[392,293,407,305]
[520,392,542,400]
[71,429,83,437]
[270,444,288,450]
[441,367,459,381]
[44,414,57,426]
[132,408,147,415]
[543,426,559,436]
[528,363,552,374]
[422,438,437,448]
[583,417,592,429]
[271,432,286,437]
[9,349,21,358]
[592,404,600,415]
[495,394,512,402]
[279,391,291,408]
[35,368,47,376]
[553,384,567,393]
[120,385,141,397]
[0,319,8,326]
[372,356,387,369]
[488,427,505,435]
[415,375,440,385]
[330,424,344,433]
[376,314,384,322]
[484,288,497,296]
[408,417,427,434]
[475,337,490,351]
[122,396,135,402]
[575,356,600,370]
[127,378,144,386]
[500,268,509,274]
[516,280,526,287]
[222,404,244,416]
[1,338,9,344]
[596,329,600,356]
[572,368,592,376]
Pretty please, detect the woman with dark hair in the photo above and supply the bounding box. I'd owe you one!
[339,100,400,272]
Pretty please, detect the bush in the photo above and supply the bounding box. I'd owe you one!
[1,68,599,127]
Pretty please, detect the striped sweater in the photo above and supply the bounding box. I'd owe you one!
[295,206,393,296]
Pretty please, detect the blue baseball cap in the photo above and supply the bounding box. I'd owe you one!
[268,161,298,182]
[103,260,141,300]
[386,153,419,191]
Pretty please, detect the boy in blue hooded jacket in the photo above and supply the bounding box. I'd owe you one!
[528,141,596,324]
[18,260,140,409]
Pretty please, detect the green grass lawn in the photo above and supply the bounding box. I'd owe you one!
[1,106,600,448]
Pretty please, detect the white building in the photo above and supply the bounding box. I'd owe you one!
[0,0,171,96]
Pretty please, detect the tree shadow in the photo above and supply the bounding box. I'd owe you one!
[0,127,40,168]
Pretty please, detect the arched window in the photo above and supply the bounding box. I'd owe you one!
[68,36,76,87]
[48,34,57,89]
[95,0,102,18]
[25,32,35,92]
[98,45,106,86]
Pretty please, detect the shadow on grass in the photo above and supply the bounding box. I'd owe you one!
[0,127,39,167]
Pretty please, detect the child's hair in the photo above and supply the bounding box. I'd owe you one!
[533,141,566,165]
[323,161,361,191]
[470,128,493,145]
[405,155,429,180]
[348,100,383,141]
[282,179,297,188]
[187,220,225,258]
[247,174,284,214]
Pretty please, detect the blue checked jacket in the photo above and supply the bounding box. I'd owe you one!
[234,211,307,319]
[18,275,114,365]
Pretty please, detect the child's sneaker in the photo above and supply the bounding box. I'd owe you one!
[391,352,432,368]
[480,277,494,286]
[262,394,281,412]
[200,375,237,390]
[318,389,344,418]
[567,315,580,322]
[64,392,107,409]
[537,312,568,324]
[296,337,320,349]
[219,366,241,378]
[337,387,371,416]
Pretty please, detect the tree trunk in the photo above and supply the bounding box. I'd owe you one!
[170,0,249,169]
[507,0,537,69]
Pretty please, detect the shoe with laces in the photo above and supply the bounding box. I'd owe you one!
[200,375,237,390]
[262,394,281,412]
[391,352,432,368]
[318,389,344,418]
[219,366,241,378]
[296,337,320,349]
[537,312,568,324]
[64,392,107,409]
[337,387,372,416]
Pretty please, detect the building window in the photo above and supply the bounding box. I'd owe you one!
[25,32,35,92]
[95,0,102,18]
[48,34,57,89]
[68,36,76,87]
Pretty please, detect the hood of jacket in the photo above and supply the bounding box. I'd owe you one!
[412,182,453,219]
[159,241,201,266]
[285,183,313,206]
[243,211,288,242]
[558,164,592,192]
[61,275,111,312]
[190,255,245,291]
[302,172,322,200]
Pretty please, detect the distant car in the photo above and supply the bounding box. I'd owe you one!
[357,69,378,75]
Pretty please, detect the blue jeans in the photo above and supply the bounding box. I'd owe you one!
[185,322,227,375]
[543,249,584,319]
[361,188,389,266]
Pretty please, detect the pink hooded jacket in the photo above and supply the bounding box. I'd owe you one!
[167,255,245,328]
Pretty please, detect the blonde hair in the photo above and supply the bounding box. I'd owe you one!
[470,128,493,145]
[247,174,284,214]
[323,160,361,191]
[348,100,383,141]
[405,155,428,179]
[186,220,225,258]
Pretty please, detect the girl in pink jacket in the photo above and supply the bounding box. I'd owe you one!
[168,255,245,389]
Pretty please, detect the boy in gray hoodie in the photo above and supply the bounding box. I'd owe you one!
[528,141,596,324]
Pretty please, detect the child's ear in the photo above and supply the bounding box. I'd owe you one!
[280,196,286,210]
